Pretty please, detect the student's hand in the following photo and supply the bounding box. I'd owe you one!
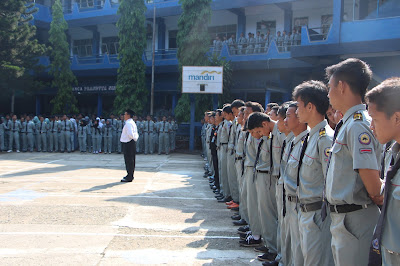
[370,194,384,206]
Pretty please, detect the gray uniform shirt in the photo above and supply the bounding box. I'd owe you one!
[244,134,260,167]
[271,123,284,176]
[235,125,244,157]
[278,132,295,185]
[228,118,237,151]
[298,120,334,204]
[284,130,309,196]
[49,121,59,133]
[382,142,400,253]
[8,120,21,132]
[143,120,155,133]
[219,120,231,145]
[59,120,72,132]
[256,135,272,171]
[326,104,382,205]
[158,121,170,133]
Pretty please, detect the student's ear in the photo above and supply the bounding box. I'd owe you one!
[394,111,400,126]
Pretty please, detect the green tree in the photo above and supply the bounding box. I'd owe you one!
[0,0,46,112]
[48,0,78,114]
[114,0,147,115]
[174,0,231,122]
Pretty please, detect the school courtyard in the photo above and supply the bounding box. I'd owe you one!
[0,152,258,265]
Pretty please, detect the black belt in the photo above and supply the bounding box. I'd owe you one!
[300,201,323,213]
[287,195,298,202]
[256,170,269,174]
[329,203,368,214]
[235,156,243,161]
[221,143,228,145]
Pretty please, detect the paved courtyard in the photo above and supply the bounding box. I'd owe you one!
[0,152,257,265]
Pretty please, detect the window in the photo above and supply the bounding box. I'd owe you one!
[208,24,237,44]
[78,0,94,9]
[73,39,93,57]
[168,30,178,49]
[102,37,119,55]
[321,14,333,37]
[293,17,309,32]
[256,20,276,35]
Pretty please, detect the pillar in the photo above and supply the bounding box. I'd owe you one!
[97,94,103,117]
[92,29,100,56]
[332,0,344,42]
[172,93,177,115]
[283,8,293,33]
[189,94,195,151]
[213,95,218,110]
[237,11,246,39]
[157,18,166,52]
[36,95,41,116]
[265,90,271,109]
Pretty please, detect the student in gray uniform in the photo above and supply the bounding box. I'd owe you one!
[158,116,170,155]
[238,102,264,247]
[254,31,262,53]
[143,115,155,155]
[216,107,231,202]
[169,117,178,152]
[36,116,48,152]
[20,117,27,151]
[24,116,34,152]
[7,114,21,152]
[86,117,92,153]
[282,102,309,266]
[134,116,141,154]
[59,115,72,153]
[110,114,117,153]
[366,78,400,266]
[48,116,59,152]
[246,112,279,262]
[117,115,124,154]
[152,117,159,154]
[237,32,247,55]
[293,81,335,266]
[228,34,236,55]
[103,119,113,154]
[91,119,102,154]
[324,58,382,266]
[69,117,77,151]
[247,33,255,54]
[77,119,88,153]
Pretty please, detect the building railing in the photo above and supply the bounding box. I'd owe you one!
[143,48,178,61]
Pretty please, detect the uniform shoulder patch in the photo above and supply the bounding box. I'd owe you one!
[359,132,371,145]
[324,147,330,157]
[319,128,326,137]
[353,112,363,121]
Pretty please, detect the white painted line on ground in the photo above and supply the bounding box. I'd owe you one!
[0,232,239,239]
[0,193,215,201]
[0,159,62,177]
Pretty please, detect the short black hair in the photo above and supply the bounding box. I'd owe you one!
[215,109,223,116]
[271,106,279,115]
[325,58,372,99]
[125,109,135,118]
[247,112,271,130]
[245,101,264,113]
[277,101,292,119]
[267,103,279,109]
[292,80,330,115]
[222,104,233,114]
[366,77,400,119]
[288,102,298,109]
[231,99,245,109]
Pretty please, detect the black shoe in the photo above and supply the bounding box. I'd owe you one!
[120,177,133,182]
[254,245,269,253]
[214,193,223,198]
[239,231,252,240]
[230,207,239,212]
[208,179,214,183]
[257,252,277,262]
[217,197,231,203]
[239,235,262,247]
[216,196,225,201]
[233,219,248,226]
[262,260,279,266]
[237,224,250,233]
[231,214,241,220]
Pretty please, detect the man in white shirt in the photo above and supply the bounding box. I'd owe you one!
[120,109,139,182]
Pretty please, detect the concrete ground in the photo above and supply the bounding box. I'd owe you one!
[0,152,259,265]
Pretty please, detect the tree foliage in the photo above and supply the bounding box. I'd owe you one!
[48,0,78,114]
[114,0,147,115]
[0,0,46,100]
[174,0,213,122]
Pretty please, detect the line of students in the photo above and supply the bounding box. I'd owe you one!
[200,58,400,265]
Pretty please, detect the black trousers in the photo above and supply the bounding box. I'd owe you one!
[123,140,136,180]
[210,146,220,189]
